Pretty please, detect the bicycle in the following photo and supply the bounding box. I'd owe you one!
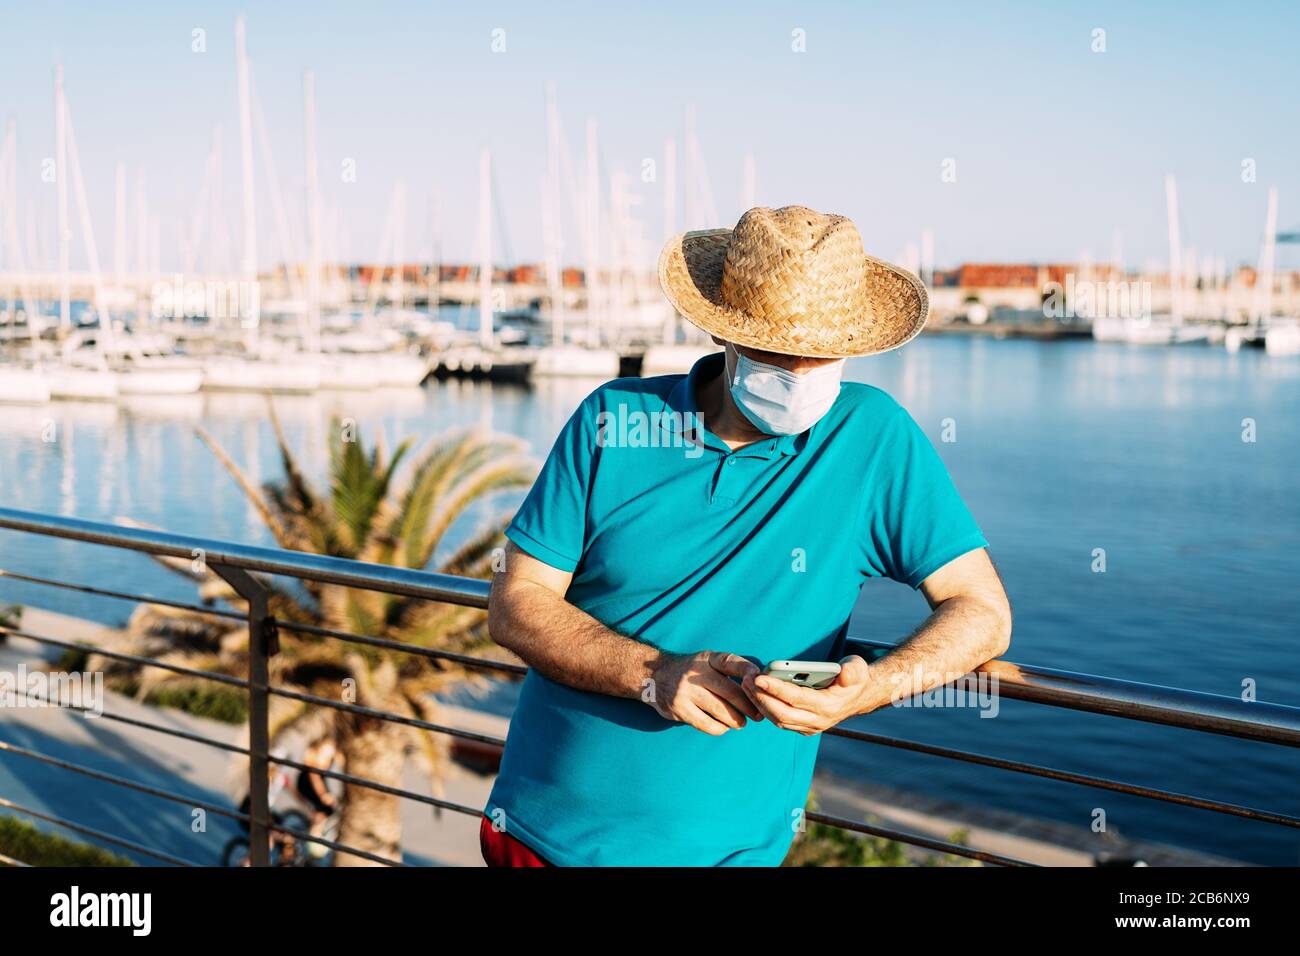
[223,809,333,867]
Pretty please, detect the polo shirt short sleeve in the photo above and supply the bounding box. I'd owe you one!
[505,401,596,574]
[860,405,989,588]
[489,355,989,866]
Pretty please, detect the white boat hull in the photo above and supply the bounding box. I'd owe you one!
[318,356,379,391]
[1091,316,1210,345]
[531,345,620,379]
[0,367,51,404]
[202,358,321,393]
[115,365,204,395]
[47,366,119,401]
[372,353,429,387]
[1265,322,1300,356]
[640,345,717,377]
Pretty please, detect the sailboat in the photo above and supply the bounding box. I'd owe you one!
[200,19,322,394]
[300,85,425,390]
[528,98,619,379]
[50,65,201,396]
[0,118,55,403]
[1092,176,1210,346]
[1256,188,1300,356]
[641,135,725,376]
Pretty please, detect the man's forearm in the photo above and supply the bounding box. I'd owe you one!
[854,594,1011,716]
[488,579,659,700]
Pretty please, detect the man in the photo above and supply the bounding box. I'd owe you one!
[481,206,1011,866]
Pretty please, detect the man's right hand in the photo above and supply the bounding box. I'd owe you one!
[644,651,764,735]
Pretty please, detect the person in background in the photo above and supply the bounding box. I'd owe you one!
[295,736,340,834]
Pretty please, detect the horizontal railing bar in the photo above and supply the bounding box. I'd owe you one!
[0,507,490,607]
[0,738,249,825]
[9,685,253,755]
[0,741,394,867]
[262,819,405,867]
[0,624,252,690]
[803,809,1033,867]
[846,639,1300,748]
[269,754,484,817]
[0,566,245,622]
[0,796,196,867]
[7,686,486,818]
[1,506,1296,744]
[0,564,520,674]
[267,684,507,747]
[276,619,528,675]
[825,726,1300,829]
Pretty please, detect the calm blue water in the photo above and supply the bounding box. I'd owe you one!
[1,335,1297,863]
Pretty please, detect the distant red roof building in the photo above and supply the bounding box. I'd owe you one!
[507,264,542,284]
[953,263,1117,288]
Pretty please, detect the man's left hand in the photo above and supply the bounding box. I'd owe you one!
[741,655,874,735]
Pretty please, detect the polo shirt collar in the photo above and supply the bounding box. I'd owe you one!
[660,351,809,459]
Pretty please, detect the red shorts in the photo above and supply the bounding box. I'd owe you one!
[479,815,552,867]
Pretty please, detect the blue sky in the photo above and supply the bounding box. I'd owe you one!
[2,0,1298,272]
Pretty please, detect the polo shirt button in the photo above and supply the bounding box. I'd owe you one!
[727,459,737,466]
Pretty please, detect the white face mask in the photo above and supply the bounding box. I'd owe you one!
[724,344,845,436]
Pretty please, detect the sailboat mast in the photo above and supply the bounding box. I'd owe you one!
[478,146,493,349]
[303,69,322,353]
[134,171,146,283]
[429,188,440,311]
[1165,174,1182,325]
[740,153,756,211]
[662,138,677,345]
[585,117,599,347]
[211,128,224,274]
[113,162,126,288]
[1254,186,1279,324]
[544,82,565,346]
[392,180,406,312]
[235,15,258,349]
[3,119,41,344]
[55,64,70,330]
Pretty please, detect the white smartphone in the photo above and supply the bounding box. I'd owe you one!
[764,660,841,690]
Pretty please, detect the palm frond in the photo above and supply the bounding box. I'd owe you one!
[437,514,511,579]
[386,432,473,568]
[416,456,534,569]
[266,397,320,517]
[327,419,408,555]
[195,426,289,544]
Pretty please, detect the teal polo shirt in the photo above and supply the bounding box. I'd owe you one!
[487,352,987,866]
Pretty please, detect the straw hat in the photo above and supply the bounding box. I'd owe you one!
[657,205,929,358]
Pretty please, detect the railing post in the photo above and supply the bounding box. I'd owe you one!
[211,563,278,867]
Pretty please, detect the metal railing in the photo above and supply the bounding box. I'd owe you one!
[1,504,1298,867]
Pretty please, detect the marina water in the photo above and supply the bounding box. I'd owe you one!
[1,334,1297,864]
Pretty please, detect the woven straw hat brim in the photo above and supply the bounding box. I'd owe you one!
[657,227,929,359]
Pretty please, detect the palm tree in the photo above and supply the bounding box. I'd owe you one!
[0,605,20,643]
[100,403,534,864]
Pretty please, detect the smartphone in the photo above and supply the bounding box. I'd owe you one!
[763,660,841,690]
